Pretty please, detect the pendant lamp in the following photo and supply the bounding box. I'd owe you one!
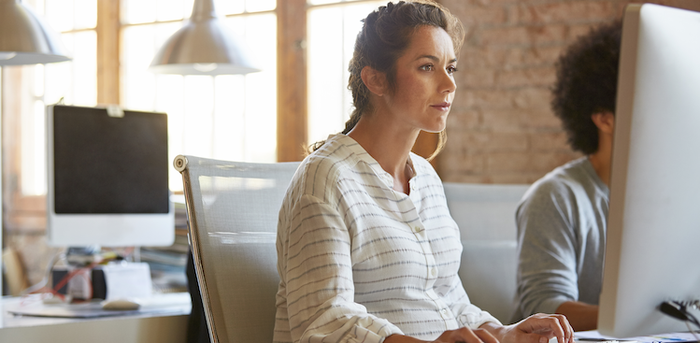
[149,0,261,75]
[0,0,71,65]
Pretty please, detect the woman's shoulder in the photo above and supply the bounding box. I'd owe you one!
[290,135,363,196]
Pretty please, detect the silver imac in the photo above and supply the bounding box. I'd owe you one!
[46,105,175,247]
[598,3,700,338]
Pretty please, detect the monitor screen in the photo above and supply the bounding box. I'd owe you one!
[598,4,700,337]
[47,105,174,247]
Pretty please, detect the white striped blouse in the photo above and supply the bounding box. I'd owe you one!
[274,134,499,343]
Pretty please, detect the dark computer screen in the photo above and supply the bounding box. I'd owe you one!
[52,105,169,214]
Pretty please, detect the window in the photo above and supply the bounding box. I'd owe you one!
[120,0,277,191]
[0,0,276,232]
[8,0,99,198]
[306,1,386,146]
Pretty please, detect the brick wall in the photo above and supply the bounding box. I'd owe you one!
[438,0,700,184]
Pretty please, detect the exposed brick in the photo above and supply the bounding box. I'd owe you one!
[514,2,617,24]
[522,109,562,129]
[529,131,572,151]
[486,152,533,172]
[458,68,497,89]
[479,25,568,46]
[504,46,564,68]
[447,110,482,130]
[444,0,523,8]
[459,6,509,26]
[469,89,518,110]
[497,67,556,88]
[458,46,510,68]
[453,90,478,110]
[479,107,559,130]
[440,150,486,174]
[481,109,525,130]
[511,87,551,111]
[494,131,532,151]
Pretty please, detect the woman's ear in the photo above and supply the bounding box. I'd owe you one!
[361,66,388,96]
[591,111,615,135]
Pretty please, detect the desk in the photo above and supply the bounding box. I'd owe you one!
[0,293,191,343]
[576,330,699,343]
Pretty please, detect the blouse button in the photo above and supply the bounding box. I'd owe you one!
[413,226,421,233]
[430,267,438,277]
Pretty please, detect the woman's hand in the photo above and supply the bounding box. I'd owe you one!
[431,327,499,343]
[481,313,574,343]
[384,327,498,343]
[385,312,573,343]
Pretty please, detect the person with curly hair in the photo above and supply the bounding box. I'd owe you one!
[512,20,622,332]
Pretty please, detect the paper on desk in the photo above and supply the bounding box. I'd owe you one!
[576,330,698,343]
[102,262,152,299]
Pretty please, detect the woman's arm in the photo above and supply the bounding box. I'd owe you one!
[280,193,402,343]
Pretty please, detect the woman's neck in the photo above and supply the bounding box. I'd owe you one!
[348,115,419,194]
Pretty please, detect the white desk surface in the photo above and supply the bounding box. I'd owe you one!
[0,292,191,343]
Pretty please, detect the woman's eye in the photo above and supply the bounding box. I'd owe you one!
[420,64,434,71]
[447,66,458,74]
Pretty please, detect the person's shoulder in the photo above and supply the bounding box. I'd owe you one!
[524,157,590,201]
[305,134,362,171]
[290,135,360,193]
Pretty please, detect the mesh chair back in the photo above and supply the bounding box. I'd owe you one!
[443,182,530,323]
[174,155,299,343]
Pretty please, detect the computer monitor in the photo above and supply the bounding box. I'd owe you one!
[598,4,700,338]
[46,105,175,247]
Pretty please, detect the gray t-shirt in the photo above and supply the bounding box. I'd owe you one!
[513,157,609,320]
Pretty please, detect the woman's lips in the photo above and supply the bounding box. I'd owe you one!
[431,102,451,110]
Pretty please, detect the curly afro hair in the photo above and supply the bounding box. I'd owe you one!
[551,20,622,154]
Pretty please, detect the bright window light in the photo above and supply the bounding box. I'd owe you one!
[19,0,98,196]
[121,6,277,191]
[306,1,385,146]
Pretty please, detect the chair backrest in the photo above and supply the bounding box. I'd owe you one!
[174,155,300,343]
[443,182,530,324]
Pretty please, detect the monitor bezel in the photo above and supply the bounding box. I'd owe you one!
[46,104,175,247]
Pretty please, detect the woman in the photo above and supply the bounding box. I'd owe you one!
[274,2,575,343]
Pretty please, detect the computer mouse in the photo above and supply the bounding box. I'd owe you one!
[101,299,141,311]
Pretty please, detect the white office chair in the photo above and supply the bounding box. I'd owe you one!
[444,182,530,324]
[174,155,300,343]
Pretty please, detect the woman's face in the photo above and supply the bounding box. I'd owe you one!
[383,25,457,133]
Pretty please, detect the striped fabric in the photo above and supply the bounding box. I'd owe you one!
[274,134,499,343]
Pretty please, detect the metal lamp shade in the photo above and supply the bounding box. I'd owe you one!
[0,0,71,65]
[149,0,261,75]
